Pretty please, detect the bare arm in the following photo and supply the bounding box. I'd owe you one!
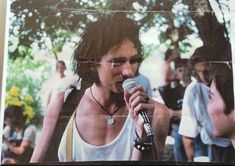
[124,85,170,160]
[30,91,65,163]
[169,109,181,118]
[162,62,174,85]
[230,115,235,148]
[182,136,194,161]
[46,93,52,109]
[131,101,170,160]
[152,102,170,160]
[4,139,31,155]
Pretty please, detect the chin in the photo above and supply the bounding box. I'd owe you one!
[200,80,209,85]
[205,81,212,86]
[113,86,124,94]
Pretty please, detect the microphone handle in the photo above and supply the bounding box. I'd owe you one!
[138,111,153,137]
[140,111,150,123]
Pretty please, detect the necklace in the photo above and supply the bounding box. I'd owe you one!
[90,87,121,125]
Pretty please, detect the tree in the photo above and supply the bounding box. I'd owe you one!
[8,0,231,61]
[183,0,231,61]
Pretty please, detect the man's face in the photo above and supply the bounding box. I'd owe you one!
[194,62,212,85]
[56,63,66,74]
[4,118,14,127]
[97,40,140,93]
[175,66,187,81]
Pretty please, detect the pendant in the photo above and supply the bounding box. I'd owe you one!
[107,116,115,125]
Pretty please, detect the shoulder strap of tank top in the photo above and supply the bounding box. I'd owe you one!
[65,111,76,162]
[64,79,91,161]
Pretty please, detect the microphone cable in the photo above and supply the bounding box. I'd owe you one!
[139,111,158,160]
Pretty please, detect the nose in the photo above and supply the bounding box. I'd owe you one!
[121,61,136,78]
[198,71,204,79]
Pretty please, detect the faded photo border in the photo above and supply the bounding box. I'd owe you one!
[0,0,9,161]
[1,0,235,165]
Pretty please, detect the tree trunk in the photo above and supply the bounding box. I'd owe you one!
[183,0,231,61]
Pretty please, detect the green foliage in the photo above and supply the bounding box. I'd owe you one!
[8,0,230,62]
[9,0,202,60]
[6,55,52,125]
[5,86,36,124]
[142,44,160,59]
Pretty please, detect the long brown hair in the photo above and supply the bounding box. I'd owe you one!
[73,14,142,86]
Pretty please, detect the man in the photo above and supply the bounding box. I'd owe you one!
[161,48,179,86]
[178,45,233,162]
[30,60,81,163]
[57,14,170,161]
[159,58,189,161]
[41,60,78,110]
[134,73,152,97]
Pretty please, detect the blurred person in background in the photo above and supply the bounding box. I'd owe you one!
[1,105,36,164]
[179,45,234,162]
[41,60,79,110]
[134,73,152,97]
[159,58,190,161]
[31,60,81,163]
[161,48,179,86]
[207,61,235,152]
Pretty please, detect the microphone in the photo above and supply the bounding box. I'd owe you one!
[122,78,153,137]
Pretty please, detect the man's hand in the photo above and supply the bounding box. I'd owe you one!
[207,79,226,118]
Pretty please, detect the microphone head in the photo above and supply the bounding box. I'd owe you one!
[122,78,137,92]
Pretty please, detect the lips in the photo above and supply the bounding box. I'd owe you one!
[116,81,125,92]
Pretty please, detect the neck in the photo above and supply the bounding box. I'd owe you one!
[91,84,125,111]
[60,73,65,78]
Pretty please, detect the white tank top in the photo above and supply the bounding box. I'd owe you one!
[58,113,136,161]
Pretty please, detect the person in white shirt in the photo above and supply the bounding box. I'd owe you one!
[30,60,80,163]
[134,73,152,97]
[41,60,78,110]
[179,45,234,162]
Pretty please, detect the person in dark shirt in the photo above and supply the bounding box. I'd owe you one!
[158,58,190,161]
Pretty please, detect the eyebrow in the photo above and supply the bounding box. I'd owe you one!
[107,54,140,62]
